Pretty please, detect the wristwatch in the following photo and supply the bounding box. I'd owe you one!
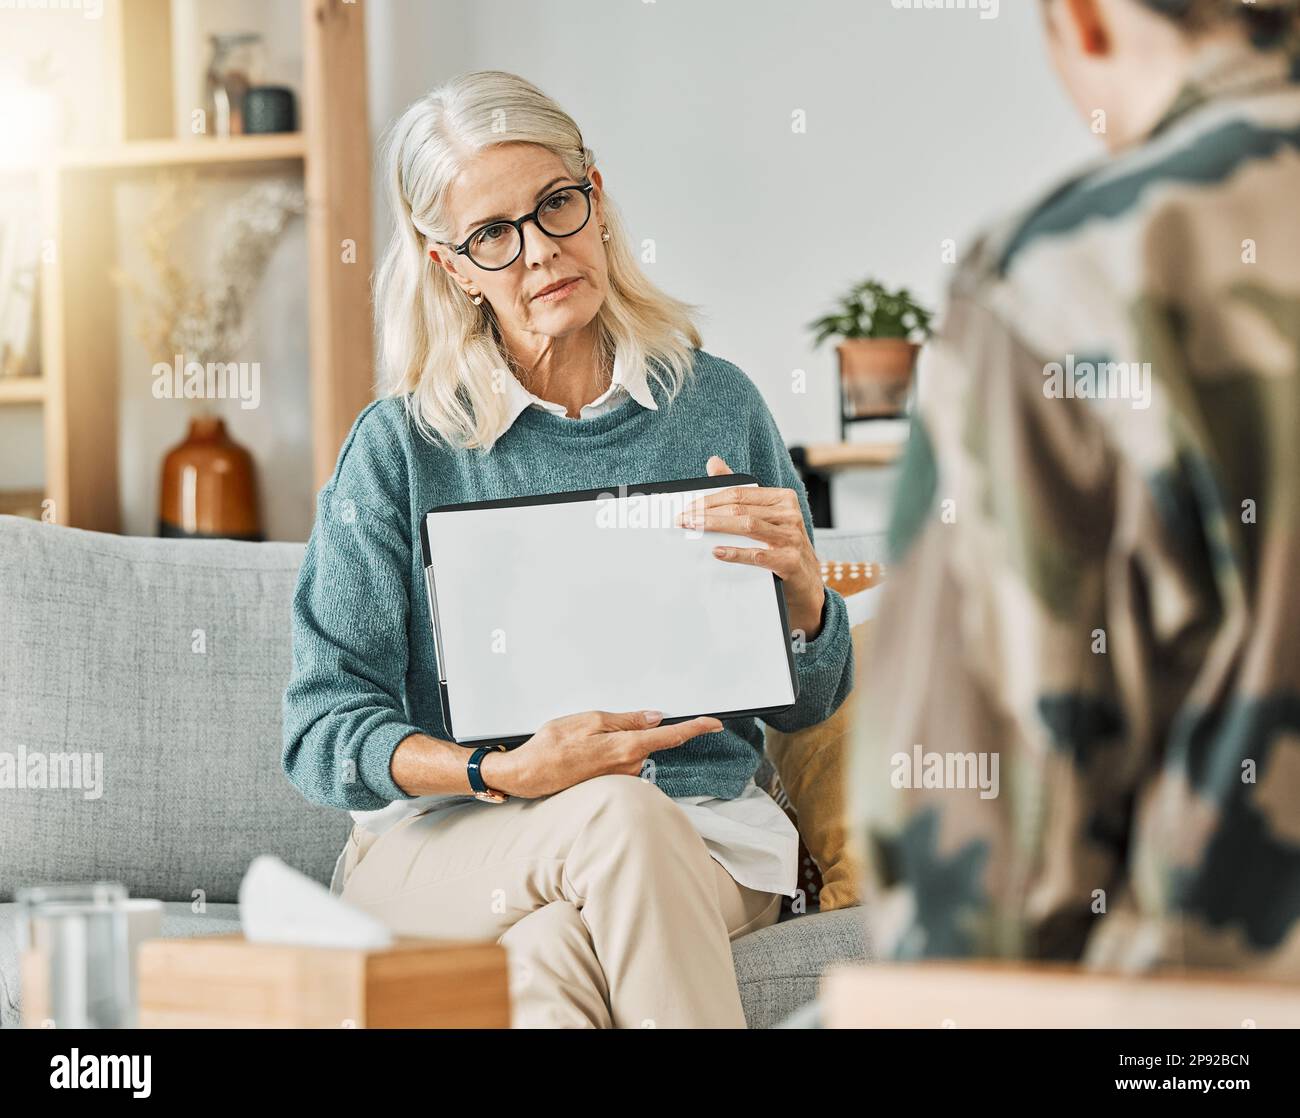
[467,743,509,803]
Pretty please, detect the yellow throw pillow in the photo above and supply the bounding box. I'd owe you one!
[764,614,872,912]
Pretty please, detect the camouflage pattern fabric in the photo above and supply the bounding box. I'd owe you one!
[848,40,1300,976]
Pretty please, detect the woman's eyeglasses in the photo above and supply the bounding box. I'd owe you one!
[438,180,596,271]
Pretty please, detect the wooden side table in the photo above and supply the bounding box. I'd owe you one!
[790,441,905,529]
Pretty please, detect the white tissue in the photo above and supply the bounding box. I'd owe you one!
[238,855,394,950]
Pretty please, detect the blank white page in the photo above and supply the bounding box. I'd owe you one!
[424,481,796,743]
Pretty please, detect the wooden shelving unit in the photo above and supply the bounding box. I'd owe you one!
[0,0,374,533]
[0,379,46,405]
[56,133,308,170]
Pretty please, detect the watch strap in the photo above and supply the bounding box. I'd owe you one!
[467,744,508,802]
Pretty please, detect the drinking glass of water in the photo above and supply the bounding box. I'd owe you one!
[16,882,132,1028]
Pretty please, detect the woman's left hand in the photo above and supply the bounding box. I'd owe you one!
[676,455,827,640]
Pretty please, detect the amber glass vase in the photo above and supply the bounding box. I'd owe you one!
[158,416,262,541]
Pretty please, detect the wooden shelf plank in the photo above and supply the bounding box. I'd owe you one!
[0,379,46,405]
[56,134,306,171]
[304,0,375,489]
[42,163,119,532]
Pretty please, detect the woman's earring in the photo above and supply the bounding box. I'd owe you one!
[468,286,484,306]
[600,224,611,243]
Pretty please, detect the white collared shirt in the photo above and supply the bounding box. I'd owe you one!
[497,348,659,425]
[331,353,799,904]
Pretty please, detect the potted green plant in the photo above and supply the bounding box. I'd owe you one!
[809,279,934,417]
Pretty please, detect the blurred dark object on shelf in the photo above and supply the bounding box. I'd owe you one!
[243,86,297,134]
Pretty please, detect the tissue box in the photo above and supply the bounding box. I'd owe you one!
[138,933,510,1028]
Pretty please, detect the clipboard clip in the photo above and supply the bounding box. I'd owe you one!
[423,564,447,686]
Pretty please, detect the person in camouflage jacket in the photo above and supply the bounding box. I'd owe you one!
[849,0,1300,976]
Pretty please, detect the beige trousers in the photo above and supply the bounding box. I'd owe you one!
[339,773,783,1028]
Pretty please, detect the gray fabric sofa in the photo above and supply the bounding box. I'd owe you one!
[0,514,875,1028]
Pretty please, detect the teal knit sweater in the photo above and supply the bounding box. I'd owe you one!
[281,347,855,811]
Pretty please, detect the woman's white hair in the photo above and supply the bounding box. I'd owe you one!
[374,69,703,451]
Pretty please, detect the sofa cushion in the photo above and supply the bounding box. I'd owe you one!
[764,623,871,911]
[734,908,872,1028]
[0,516,350,905]
[760,528,882,912]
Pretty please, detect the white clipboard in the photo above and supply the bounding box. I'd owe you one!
[418,475,799,745]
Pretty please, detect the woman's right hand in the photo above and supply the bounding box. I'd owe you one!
[484,710,724,799]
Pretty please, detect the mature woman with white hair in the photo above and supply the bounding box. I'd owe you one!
[281,70,855,1028]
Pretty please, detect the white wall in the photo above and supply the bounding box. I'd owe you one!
[366,0,1097,534]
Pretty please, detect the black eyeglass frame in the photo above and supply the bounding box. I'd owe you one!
[437,180,597,271]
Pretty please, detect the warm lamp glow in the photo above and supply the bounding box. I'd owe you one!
[0,76,61,169]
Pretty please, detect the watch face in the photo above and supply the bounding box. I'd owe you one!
[474,789,507,804]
